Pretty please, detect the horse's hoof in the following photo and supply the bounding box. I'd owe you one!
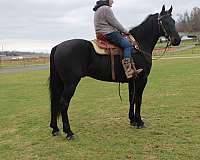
[130,122,137,126]
[67,134,75,141]
[137,124,146,129]
[52,129,60,136]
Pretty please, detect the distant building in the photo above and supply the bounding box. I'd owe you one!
[181,35,193,41]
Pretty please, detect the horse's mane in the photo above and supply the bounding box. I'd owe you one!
[129,13,158,33]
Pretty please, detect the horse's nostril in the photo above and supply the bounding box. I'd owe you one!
[171,35,181,46]
[174,39,181,46]
[176,38,181,44]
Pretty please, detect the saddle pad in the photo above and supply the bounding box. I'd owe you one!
[91,40,107,55]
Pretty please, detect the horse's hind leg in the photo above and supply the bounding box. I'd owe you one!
[50,83,63,136]
[50,109,60,136]
[60,80,80,140]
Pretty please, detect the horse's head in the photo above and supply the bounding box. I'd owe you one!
[158,5,181,46]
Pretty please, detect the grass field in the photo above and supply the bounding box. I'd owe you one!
[0,54,200,159]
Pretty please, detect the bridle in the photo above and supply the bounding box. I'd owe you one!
[133,13,173,63]
[153,13,172,60]
[158,13,172,41]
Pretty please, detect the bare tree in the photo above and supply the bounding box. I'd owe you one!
[176,7,200,32]
[190,7,200,32]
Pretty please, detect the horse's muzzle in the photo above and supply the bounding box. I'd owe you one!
[170,33,181,46]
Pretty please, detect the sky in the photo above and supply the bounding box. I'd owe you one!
[0,0,199,53]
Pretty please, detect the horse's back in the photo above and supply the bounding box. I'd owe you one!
[53,39,92,80]
[55,39,91,58]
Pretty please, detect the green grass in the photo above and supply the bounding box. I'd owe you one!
[0,57,200,159]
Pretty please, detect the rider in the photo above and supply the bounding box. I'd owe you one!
[93,0,143,79]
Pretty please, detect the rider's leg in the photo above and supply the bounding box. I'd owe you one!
[105,32,143,78]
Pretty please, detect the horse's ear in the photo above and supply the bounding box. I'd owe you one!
[168,5,173,14]
[160,5,165,15]
[162,5,165,12]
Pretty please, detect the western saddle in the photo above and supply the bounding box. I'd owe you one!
[91,34,140,80]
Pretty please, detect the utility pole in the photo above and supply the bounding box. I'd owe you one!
[0,44,2,67]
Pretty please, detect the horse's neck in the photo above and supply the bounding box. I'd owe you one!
[131,14,160,53]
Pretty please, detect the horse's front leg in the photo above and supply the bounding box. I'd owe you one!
[135,94,145,128]
[128,81,136,126]
[134,79,147,128]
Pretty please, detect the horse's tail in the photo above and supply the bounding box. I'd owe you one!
[49,46,63,118]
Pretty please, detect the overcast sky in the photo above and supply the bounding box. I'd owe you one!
[0,0,199,53]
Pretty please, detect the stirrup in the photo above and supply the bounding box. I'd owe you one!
[130,59,143,77]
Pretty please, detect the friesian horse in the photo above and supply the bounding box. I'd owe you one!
[49,5,181,140]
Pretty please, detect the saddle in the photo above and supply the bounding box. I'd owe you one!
[91,33,140,80]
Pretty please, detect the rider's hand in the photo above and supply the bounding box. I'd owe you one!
[124,32,130,35]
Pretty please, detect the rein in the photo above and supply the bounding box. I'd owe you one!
[153,40,170,60]
[137,38,170,63]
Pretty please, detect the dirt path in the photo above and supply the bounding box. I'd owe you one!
[175,45,196,52]
[154,45,196,53]
[153,55,200,60]
[0,64,49,74]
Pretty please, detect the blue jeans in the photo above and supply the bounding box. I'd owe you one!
[105,32,133,59]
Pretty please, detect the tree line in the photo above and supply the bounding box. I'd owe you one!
[176,7,200,32]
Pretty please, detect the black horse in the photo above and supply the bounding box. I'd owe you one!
[49,5,181,140]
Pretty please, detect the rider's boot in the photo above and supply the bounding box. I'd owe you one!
[122,58,143,79]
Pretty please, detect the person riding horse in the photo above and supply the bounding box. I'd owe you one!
[93,0,143,79]
[50,4,181,140]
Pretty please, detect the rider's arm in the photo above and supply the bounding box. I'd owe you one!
[104,6,128,34]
